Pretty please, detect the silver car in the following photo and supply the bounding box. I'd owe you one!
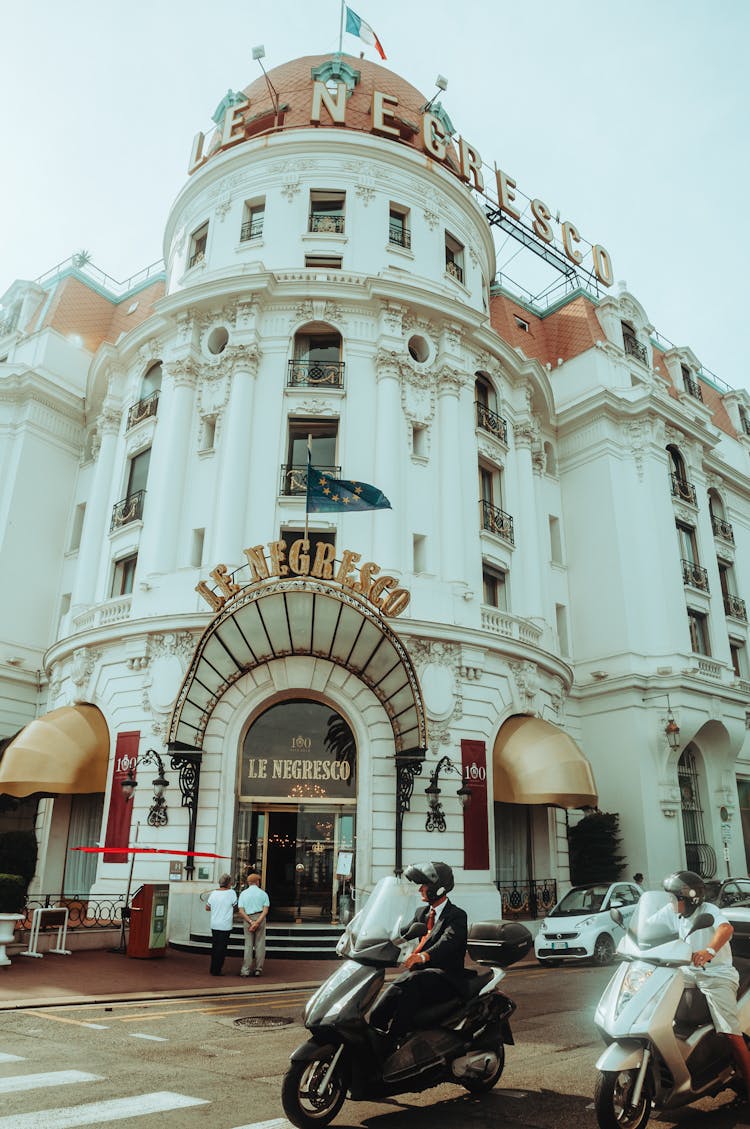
[534,881,643,966]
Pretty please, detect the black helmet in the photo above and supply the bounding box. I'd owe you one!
[663,870,705,917]
[404,861,454,902]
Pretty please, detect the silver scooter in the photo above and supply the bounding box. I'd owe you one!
[281,875,532,1129]
[593,889,750,1129]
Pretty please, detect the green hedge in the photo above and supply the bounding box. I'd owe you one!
[0,873,26,914]
[0,830,37,884]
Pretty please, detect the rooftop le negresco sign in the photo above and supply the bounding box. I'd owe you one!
[188,77,614,287]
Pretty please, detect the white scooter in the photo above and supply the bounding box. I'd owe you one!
[593,889,750,1129]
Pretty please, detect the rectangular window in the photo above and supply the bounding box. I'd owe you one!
[482,565,507,610]
[200,417,216,451]
[191,528,205,569]
[445,232,464,283]
[479,463,501,508]
[388,205,411,249]
[304,254,342,270]
[549,515,563,564]
[556,604,570,655]
[513,315,529,332]
[283,419,338,495]
[309,191,345,233]
[412,424,427,458]
[189,222,209,268]
[687,608,710,655]
[676,521,698,564]
[127,448,151,497]
[731,641,747,679]
[111,553,138,598]
[69,502,86,552]
[241,198,265,242]
[413,534,427,574]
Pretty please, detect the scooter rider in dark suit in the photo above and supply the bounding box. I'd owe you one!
[370,861,468,1039]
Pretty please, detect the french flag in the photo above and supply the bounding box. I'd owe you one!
[345,5,387,60]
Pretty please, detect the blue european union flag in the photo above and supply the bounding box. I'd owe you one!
[306,467,391,513]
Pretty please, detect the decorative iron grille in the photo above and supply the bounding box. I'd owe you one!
[681,559,709,593]
[287,360,345,388]
[240,217,264,241]
[711,515,735,543]
[388,223,411,249]
[623,332,647,364]
[480,499,515,545]
[446,259,464,283]
[724,593,748,621]
[22,895,126,929]
[678,747,717,879]
[670,473,697,505]
[475,401,508,443]
[682,373,704,401]
[309,213,345,234]
[496,879,557,920]
[110,490,146,531]
[126,391,159,430]
[280,464,340,496]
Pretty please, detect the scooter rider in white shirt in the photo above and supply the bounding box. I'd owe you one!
[651,870,750,1097]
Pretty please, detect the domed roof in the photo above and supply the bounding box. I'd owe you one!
[199,54,460,175]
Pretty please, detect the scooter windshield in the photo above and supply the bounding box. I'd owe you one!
[337,875,420,960]
[624,890,678,948]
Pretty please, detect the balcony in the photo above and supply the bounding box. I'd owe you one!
[126,391,159,430]
[681,558,709,593]
[188,248,205,269]
[670,473,697,506]
[280,464,340,497]
[682,373,704,401]
[480,608,543,645]
[480,499,515,545]
[240,217,264,242]
[445,259,464,284]
[72,596,132,633]
[308,213,345,234]
[287,359,345,389]
[711,514,735,544]
[110,490,146,532]
[388,223,411,249]
[496,878,557,920]
[623,332,648,365]
[475,401,508,443]
[724,593,748,621]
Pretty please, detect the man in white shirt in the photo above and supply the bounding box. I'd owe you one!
[206,873,238,976]
[654,870,750,1095]
[238,870,270,977]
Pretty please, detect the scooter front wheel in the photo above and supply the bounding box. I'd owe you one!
[594,1069,651,1129]
[460,1042,505,1093]
[282,1048,347,1129]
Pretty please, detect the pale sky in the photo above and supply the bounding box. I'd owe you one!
[2,0,748,392]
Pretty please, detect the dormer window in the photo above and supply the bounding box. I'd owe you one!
[681,363,703,402]
[189,222,208,268]
[621,321,647,365]
[514,315,529,332]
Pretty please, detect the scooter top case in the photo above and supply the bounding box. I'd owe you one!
[468,921,533,967]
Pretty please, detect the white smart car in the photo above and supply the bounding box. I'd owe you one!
[534,881,642,966]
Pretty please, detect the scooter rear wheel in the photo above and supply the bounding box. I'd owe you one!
[594,1068,651,1129]
[282,1049,347,1129]
[460,1043,505,1093]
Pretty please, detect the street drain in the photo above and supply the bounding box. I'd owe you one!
[234,1015,294,1029]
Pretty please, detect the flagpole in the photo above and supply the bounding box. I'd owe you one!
[338,0,345,53]
[305,434,312,544]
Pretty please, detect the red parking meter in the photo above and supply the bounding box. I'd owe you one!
[127,884,169,959]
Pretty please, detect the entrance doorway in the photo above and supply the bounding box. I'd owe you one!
[236,806,355,923]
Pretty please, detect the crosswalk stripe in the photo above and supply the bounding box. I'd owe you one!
[0,1070,101,1094]
[0,1054,24,1063]
[129,1033,167,1042]
[0,1090,209,1128]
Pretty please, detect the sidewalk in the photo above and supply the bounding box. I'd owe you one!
[0,946,336,1010]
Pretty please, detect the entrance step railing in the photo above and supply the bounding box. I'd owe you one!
[174,922,346,960]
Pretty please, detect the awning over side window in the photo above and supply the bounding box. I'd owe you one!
[492,715,598,808]
[0,704,109,798]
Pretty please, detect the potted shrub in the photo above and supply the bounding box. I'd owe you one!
[0,830,38,966]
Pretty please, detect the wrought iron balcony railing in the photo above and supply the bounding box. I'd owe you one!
[711,514,735,543]
[388,222,411,249]
[623,332,648,365]
[682,373,704,401]
[240,217,264,241]
[724,593,748,621]
[110,490,146,532]
[670,473,697,505]
[681,558,709,593]
[445,259,464,283]
[188,248,206,269]
[280,464,340,496]
[480,499,515,544]
[287,359,345,389]
[475,401,508,443]
[22,894,126,929]
[308,213,345,234]
[126,390,159,430]
[496,879,557,920]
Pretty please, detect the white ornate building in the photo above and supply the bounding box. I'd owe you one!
[1,53,749,940]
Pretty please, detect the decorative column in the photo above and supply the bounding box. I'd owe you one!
[374,352,404,572]
[71,399,121,611]
[436,367,465,583]
[139,358,198,576]
[213,345,260,565]
[512,418,544,620]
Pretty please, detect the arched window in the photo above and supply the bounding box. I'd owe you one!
[667,444,696,504]
[678,747,716,879]
[126,362,162,431]
[289,325,344,389]
[141,361,162,398]
[474,374,507,442]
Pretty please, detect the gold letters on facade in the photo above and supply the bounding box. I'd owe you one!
[196,541,411,618]
[189,80,613,286]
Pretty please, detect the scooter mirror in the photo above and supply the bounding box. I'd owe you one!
[688,913,715,935]
[403,921,428,940]
[610,907,624,927]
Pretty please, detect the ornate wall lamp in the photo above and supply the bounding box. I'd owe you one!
[425,756,472,832]
[665,707,681,751]
[121,749,169,827]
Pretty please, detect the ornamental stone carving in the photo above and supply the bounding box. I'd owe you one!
[406,638,463,752]
[215,192,232,221]
[422,187,441,231]
[510,660,540,713]
[294,300,315,324]
[381,303,406,336]
[165,356,201,388]
[294,398,339,416]
[143,632,197,739]
[626,420,646,481]
[71,647,101,697]
[224,343,261,376]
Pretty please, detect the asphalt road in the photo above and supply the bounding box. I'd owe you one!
[0,961,748,1128]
